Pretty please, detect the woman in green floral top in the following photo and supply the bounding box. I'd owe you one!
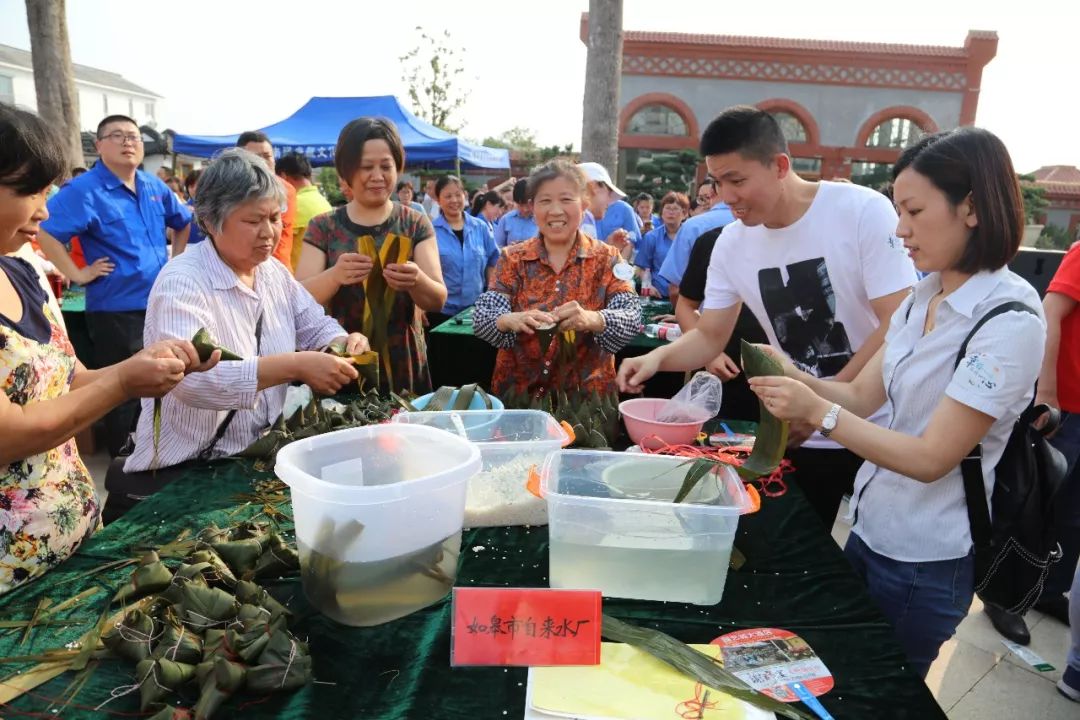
[0,107,215,594]
[297,118,446,395]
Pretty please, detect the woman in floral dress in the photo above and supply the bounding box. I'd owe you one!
[297,118,446,395]
[0,106,212,594]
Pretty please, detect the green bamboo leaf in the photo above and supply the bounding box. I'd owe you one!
[674,458,720,504]
[738,340,790,480]
[427,386,455,412]
[453,383,477,411]
[601,614,815,720]
[151,398,162,470]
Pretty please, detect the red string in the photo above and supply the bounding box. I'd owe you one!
[237,694,274,711]
[675,682,721,719]
[636,436,793,498]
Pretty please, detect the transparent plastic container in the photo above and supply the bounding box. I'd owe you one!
[393,410,569,527]
[275,424,481,626]
[540,450,750,605]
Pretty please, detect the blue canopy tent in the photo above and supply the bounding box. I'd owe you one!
[168,95,509,171]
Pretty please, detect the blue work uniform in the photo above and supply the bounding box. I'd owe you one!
[657,203,734,288]
[434,213,501,315]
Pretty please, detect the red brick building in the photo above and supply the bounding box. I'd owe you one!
[1032,165,1080,238]
[580,15,998,186]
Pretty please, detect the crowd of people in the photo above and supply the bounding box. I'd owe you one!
[0,100,1078,702]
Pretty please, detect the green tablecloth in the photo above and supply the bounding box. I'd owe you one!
[0,459,944,719]
[60,286,86,314]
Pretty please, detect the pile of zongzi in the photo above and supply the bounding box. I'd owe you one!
[101,521,307,718]
[236,391,396,469]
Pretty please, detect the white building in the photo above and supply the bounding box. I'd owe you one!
[0,42,165,132]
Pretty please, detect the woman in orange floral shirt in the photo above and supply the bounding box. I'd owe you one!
[473,161,641,398]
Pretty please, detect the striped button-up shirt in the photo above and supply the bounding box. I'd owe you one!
[124,241,345,471]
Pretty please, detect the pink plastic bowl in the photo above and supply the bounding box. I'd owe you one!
[619,398,706,450]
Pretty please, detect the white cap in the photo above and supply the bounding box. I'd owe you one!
[576,161,626,197]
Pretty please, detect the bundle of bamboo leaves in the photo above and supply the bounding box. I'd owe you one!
[99,522,308,718]
[393,383,494,413]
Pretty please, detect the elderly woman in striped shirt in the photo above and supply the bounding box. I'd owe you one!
[123,149,367,476]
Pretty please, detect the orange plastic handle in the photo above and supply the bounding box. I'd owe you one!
[559,421,576,448]
[526,464,543,498]
[742,482,762,514]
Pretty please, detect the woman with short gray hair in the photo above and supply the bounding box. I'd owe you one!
[116,149,369,509]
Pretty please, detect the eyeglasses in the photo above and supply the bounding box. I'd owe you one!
[696,196,712,204]
[100,132,142,145]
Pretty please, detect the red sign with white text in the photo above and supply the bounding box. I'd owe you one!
[451,587,602,666]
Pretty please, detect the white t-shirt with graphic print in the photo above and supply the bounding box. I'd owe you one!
[702,181,918,449]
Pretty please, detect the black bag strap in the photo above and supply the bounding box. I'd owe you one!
[957,301,1038,552]
[197,312,263,463]
[953,301,1035,371]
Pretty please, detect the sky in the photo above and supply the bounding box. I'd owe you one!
[1,0,1077,172]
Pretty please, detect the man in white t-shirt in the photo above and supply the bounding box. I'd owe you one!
[618,106,917,528]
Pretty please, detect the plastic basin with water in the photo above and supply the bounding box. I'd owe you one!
[275,424,481,626]
[393,410,569,527]
[540,450,749,605]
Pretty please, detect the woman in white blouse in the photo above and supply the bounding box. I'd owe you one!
[748,127,1045,677]
[122,149,367,478]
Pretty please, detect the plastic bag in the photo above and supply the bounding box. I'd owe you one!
[656,371,723,423]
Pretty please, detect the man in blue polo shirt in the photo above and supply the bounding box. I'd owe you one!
[37,114,192,456]
[494,178,538,248]
[657,179,734,304]
[578,162,641,257]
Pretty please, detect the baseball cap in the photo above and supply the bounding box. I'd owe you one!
[577,161,626,197]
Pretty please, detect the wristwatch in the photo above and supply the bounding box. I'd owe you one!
[820,403,842,438]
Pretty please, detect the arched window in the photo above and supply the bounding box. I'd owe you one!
[865,117,926,149]
[626,104,688,136]
[771,111,808,144]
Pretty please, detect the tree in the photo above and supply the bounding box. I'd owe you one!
[316,167,346,206]
[482,127,574,168]
[1036,223,1075,251]
[25,0,83,168]
[482,127,539,152]
[580,1,623,174]
[1018,174,1049,224]
[622,150,698,199]
[399,27,467,134]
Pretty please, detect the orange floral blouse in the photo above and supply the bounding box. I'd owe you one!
[473,232,641,398]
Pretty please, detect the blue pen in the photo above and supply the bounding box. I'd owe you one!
[720,422,734,439]
[788,682,834,720]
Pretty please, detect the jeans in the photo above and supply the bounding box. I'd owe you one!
[844,532,975,678]
[86,310,145,457]
[1043,412,1080,598]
